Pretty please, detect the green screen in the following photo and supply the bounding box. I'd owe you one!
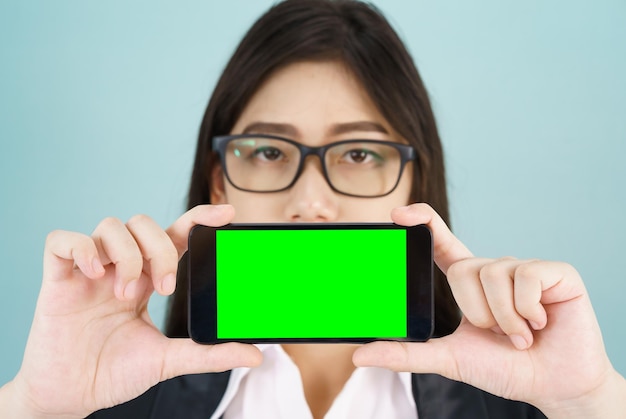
[216,229,407,339]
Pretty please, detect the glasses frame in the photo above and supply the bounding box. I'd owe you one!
[212,134,416,198]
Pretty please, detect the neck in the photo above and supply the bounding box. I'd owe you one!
[282,343,357,419]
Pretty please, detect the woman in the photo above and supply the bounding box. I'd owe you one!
[1,1,624,418]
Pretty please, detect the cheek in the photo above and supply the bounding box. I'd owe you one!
[395,162,414,204]
[222,168,414,224]
[340,200,394,222]
[343,167,413,222]
[335,177,412,222]
[337,197,406,223]
[225,186,285,223]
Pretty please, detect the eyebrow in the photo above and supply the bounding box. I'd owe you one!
[242,122,299,137]
[329,121,389,136]
[241,120,389,138]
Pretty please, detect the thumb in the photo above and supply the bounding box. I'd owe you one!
[161,340,263,380]
[352,338,459,381]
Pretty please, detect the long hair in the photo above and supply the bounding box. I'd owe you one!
[166,0,461,338]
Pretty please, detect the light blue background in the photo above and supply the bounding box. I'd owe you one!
[1,0,624,386]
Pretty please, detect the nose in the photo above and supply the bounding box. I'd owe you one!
[283,157,339,222]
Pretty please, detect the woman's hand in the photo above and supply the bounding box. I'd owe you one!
[353,203,626,418]
[1,205,262,419]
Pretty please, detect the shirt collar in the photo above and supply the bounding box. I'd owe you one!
[211,344,414,419]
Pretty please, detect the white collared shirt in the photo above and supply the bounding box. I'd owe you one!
[211,345,417,419]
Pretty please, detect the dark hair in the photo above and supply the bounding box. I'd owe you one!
[166,0,461,338]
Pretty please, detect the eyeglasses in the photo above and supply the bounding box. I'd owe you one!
[212,134,415,198]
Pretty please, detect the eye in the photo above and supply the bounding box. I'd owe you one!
[254,146,284,162]
[342,149,382,164]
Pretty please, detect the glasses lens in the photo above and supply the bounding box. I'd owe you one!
[325,142,403,197]
[224,137,300,191]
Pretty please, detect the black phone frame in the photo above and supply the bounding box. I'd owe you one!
[188,223,433,344]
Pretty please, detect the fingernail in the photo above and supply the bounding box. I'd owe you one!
[115,279,125,299]
[124,279,140,300]
[529,320,542,330]
[162,273,176,294]
[510,334,529,351]
[92,258,105,275]
[490,326,505,335]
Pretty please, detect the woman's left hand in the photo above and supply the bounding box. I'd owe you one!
[353,203,626,418]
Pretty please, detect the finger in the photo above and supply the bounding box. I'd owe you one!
[353,339,459,380]
[92,217,144,301]
[43,230,105,281]
[446,258,496,329]
[514,260,584,313]
[513,263,548,331]
[161,341,263,380]
[126,214,179,296]
[166,204,235,257]
[479,258,534,350]
[391,203,473,274]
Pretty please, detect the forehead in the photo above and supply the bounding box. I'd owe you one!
[230,60,395,140]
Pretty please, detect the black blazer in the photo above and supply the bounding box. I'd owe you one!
[89,372,546,418]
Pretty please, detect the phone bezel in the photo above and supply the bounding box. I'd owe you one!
[188,223,433,344]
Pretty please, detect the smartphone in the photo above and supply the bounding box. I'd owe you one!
[188,223,433,344]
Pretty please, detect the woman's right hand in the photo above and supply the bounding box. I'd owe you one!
[1,204,262,419]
